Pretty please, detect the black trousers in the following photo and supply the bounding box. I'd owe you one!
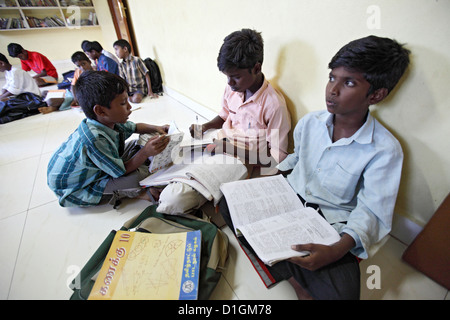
[218,197,361,300]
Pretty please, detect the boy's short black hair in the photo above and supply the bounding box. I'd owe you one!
[7,43,24,57]
[0,53,10,64]
[328,35,411,95]
[82,41,103,53]
[113,39,132,52]
[74,71,129,120]
[71,51,90,64]
[217,29,264,72]
[81,40,89,49]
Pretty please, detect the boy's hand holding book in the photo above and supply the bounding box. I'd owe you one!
[142,134,170,157]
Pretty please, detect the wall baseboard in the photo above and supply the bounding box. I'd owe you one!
[163,85,217,121]
[391,213,423,246]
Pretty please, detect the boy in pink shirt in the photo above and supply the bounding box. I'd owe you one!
[191,29,291,170]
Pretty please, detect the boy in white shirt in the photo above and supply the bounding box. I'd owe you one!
[0,53,41,101]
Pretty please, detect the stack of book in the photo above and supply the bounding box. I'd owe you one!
[0,17,26,29]
[25,14,65,28]
[18,0,58,6]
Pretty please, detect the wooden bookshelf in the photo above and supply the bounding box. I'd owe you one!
[0,0,99,31]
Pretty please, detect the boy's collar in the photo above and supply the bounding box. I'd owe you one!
[85,118,124,134]
[122,54,132,62]
[240,74,268,103]
[325,111,374,145]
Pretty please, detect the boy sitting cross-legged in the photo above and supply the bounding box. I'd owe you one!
[47,71,170,208]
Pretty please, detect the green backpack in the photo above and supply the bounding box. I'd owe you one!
[69,205,229,300]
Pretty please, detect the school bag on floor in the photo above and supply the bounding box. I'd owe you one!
[144,57,163,94]
[57,70,75,90]
[69,205,228,300]
[0,92,47,124]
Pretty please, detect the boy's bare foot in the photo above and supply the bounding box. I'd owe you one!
[38,106,59,114]
[129,93,143,104]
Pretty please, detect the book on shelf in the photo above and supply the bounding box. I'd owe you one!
[88,230,202,300]
[220,174,341,266]
[18,0,58,7]
[60,0,93,7]
[0,17,26,29]
[25,15,65,28]
[0,0,18,7]
[137,121,185,174]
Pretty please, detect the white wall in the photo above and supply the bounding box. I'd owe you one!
[126,0,450,228]
[2,0,448,230]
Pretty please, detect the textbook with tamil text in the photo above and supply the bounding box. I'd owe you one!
[88,230,201,300]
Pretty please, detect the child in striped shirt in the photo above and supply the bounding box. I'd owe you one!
[114,39,158,103]
[47,71,169,208]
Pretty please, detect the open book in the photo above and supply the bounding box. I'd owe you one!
[88,230,201,300]
[140,152,248,205]
[138,121,184,173]
[179,128,219,148]
[44,89,66,100]
[220,175,341,266]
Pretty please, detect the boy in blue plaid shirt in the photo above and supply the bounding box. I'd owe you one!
[47,71,169,208]
[114,39,158,103]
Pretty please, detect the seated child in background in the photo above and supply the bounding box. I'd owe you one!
[0,53,41,101]
[219,35,411,300]
[7,43,58,87]
[81,40,120,66]
[47,71,170,208]
[191,29,291,172]
[1,52,65,114]
[70,51,94,106]
[82,40,120,76]
[114,39,159,103]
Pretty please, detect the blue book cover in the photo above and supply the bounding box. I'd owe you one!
[179,230,202,300]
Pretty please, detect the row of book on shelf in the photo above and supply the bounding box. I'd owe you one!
[0,12,97,29]
[0,0,94,7]
[17,0,58,6]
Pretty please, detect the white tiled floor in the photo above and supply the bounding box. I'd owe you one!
[0,89,448,300]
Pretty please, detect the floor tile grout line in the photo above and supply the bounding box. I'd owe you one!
[6,115,52,299]
[6,209,29,300]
